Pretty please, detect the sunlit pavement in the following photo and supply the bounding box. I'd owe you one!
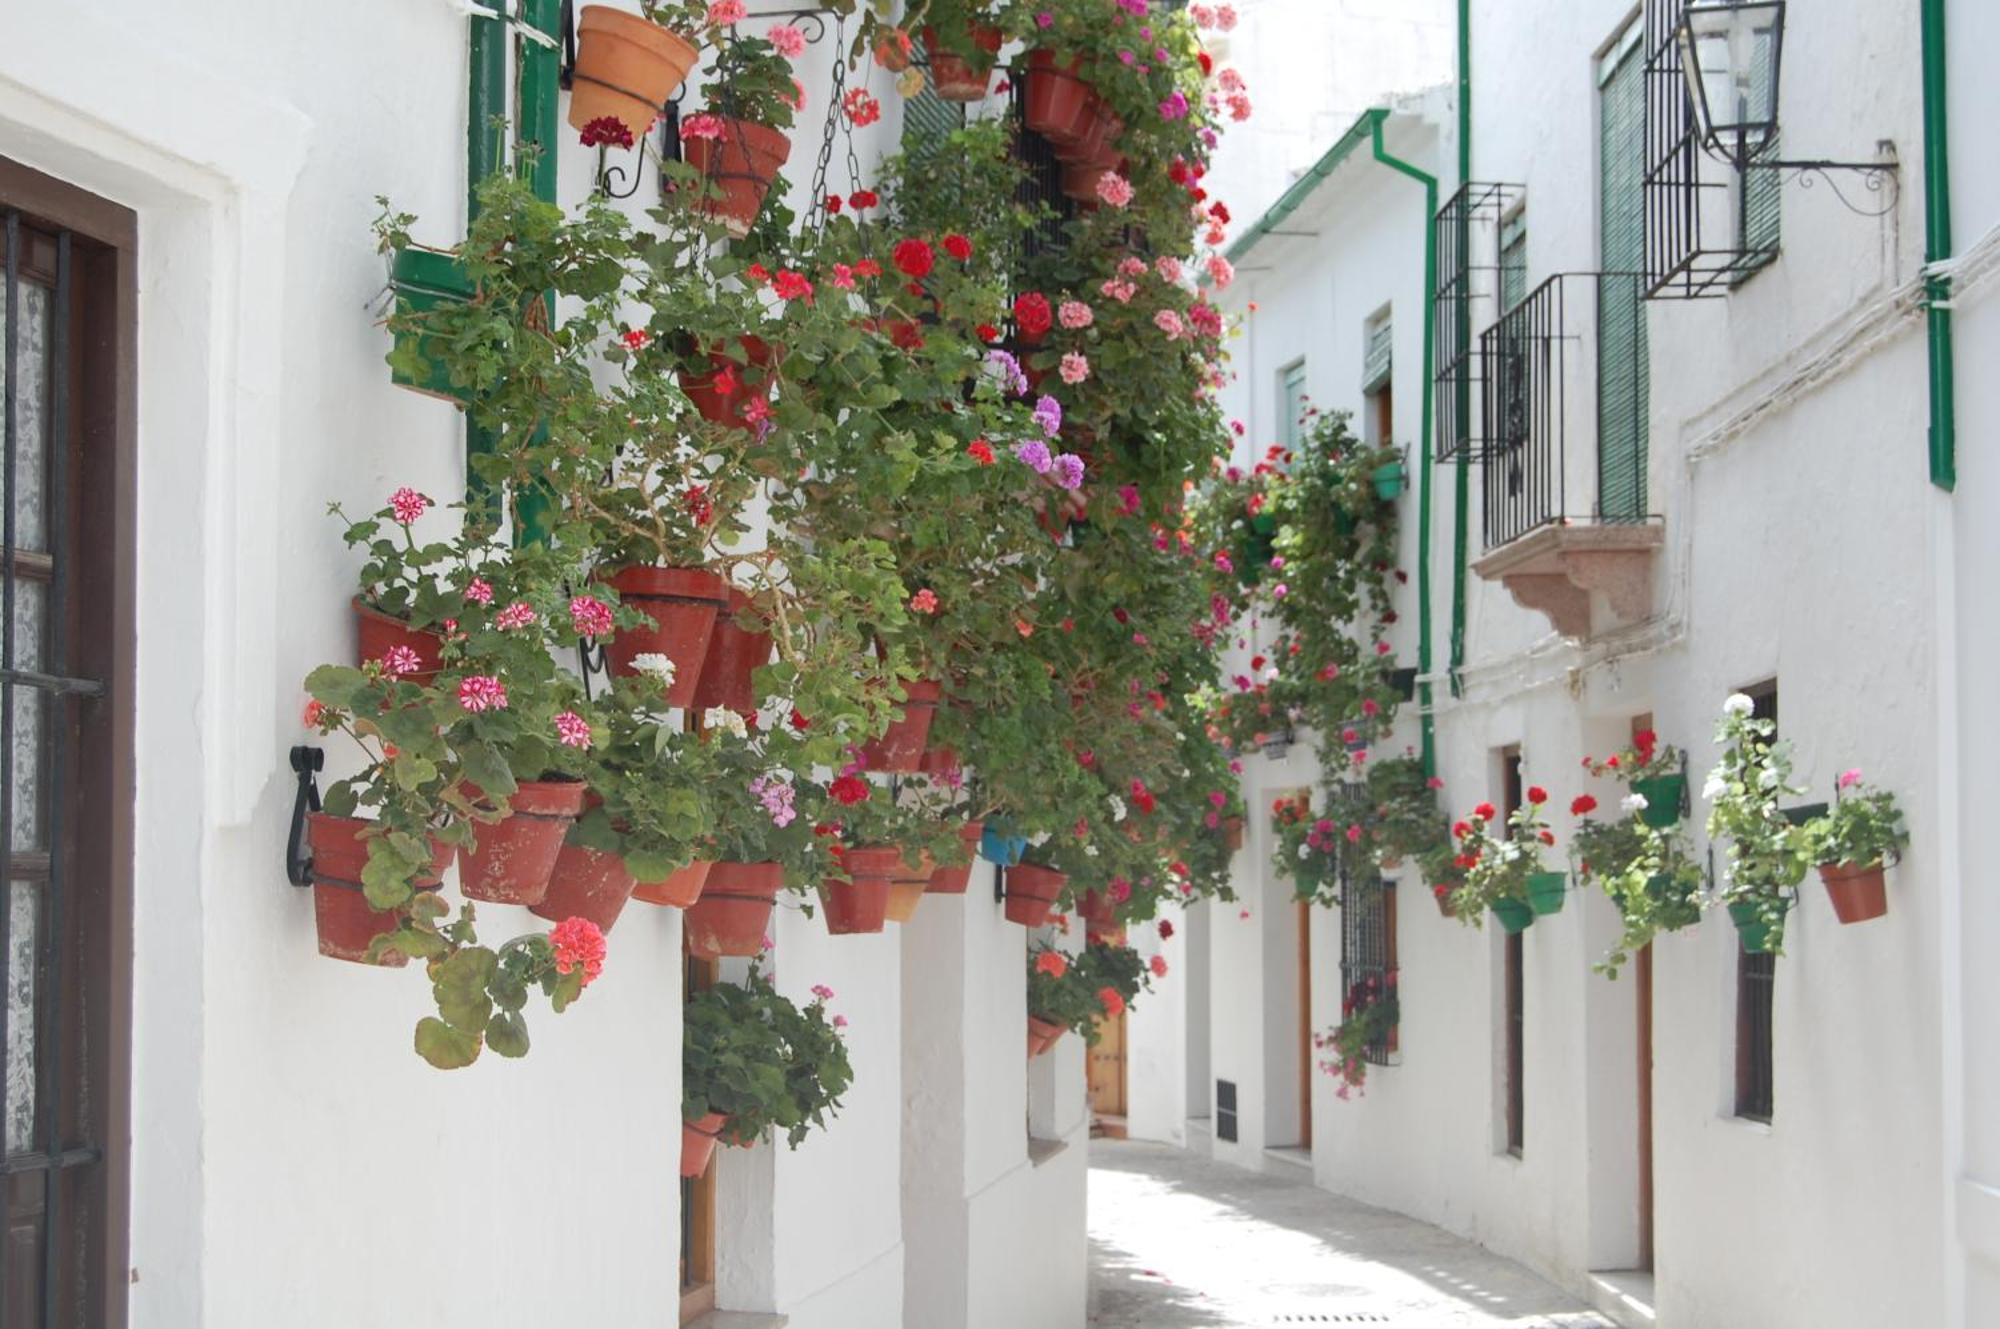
[1088,1139,1612,1329]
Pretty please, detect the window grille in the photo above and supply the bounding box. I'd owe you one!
[1008,81,1073,270]
[1215,1079,1239,1142]
[1734,682,1779,1122]
[1502,751,1525,1156]
[1338,858,1397,1067]
[1361,315,1393,392]
[1499,210,1528,313]
[1430,181,1523,463]
[1641,0,1782,297]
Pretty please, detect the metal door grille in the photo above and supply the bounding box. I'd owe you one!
[3,205,105,1328]
[1337,861,1396,1067]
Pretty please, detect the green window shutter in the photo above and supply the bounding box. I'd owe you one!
[1362,318,1393,392]
[902,66,966,159]
[1597,39,1649,523]
[1500,211,1528,313]
[1281,360,1308,452]
[1736,132,1782,278]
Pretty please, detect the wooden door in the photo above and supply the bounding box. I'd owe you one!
[1089,1010,1127,1120]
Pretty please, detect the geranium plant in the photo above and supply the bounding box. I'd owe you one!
[1448,788,1561,926]
[1703,694,1812,952]
[1570,793,1702,978]
[683,963,853,1149]
[1027,940,1156,1043]
[1804,771,1908,872]
[1316,970,1397,1099]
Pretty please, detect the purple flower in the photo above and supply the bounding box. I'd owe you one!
[1052,452,1086,490]
[1115,0,1148,14]
[1036,10,1053,26]
[1014,440,1054,474]
[984,348,1029,397]
[1032,394,1063,437]
[1159,90,1189,120]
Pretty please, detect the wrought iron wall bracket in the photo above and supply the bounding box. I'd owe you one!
[1746,155,1901,218]
[285,746,324,887]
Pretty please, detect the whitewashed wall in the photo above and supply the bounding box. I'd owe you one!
[1137,2,1957,1325]
[0,2,1087,1325]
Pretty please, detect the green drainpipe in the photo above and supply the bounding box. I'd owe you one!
[1921,0,1956,491]
[1369,114,1441,777]
[1450,0,1472,694]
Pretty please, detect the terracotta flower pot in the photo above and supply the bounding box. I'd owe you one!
[919,742,960,777]
[1061,159,1114,204]
[1526,870,1568,917]
[1025,50,1096,147]
[1433,887,1459,919]
[529,840,638,933]
[680,1111,729,1179]
[886,879,928,923]
[822,845,910,934]
[352,597,442,681]
[569,6,699,139]
[601,565,730,709]
[306,813,451,965]
[859,679,943,773]
[691,587,774,713]
[683,117,793,238]
[927,821,986,894]
[1063,103,1124,168]
[1490,897,1536,934]
[633,857,713,908]
[1028,1014,1067,1059]
[1223,816,1246,852]
[459,780,588,906]
[1819,860,1888,924]
[685,862,782,958]
[680,335,775,430]
[1077,888,1117,930]
[1004,863,1067,928]
[922,24,1004,101]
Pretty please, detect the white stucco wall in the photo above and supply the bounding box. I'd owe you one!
[0,3,1088,1325]
[1135,3,1959,1324]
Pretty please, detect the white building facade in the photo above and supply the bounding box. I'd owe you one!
[0,3,1092,1327]
[1137,2,1996,1326]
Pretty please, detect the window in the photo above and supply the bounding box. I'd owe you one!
[1500,207,1528,313]
[1599,25,1651,523]
[901,63,966,160]
[1361,311,1393,447]
[1339,863,1398,1063]
[1733,131,1782,281]
[681,954,720,1322]
[1734,682,1778,1123]
[0,160,134,1329]
[1279,359,1308,455]
[1501,748,1525,1157]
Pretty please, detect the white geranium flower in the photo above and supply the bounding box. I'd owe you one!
[1084,843,1100,857]
[1029,831,1052,848]
[703,706,747,739]
[631,653,678,687]
[1622,792,1649,813]
[1108,794,1129,823]
[1722,692,1755,717]
[1298,843,1312,861]
[1702,773,1728,801]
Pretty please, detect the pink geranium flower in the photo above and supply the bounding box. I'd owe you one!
[1096,172,1135,207]
[569,595,614,637]
[554,710,592,749]
[388,487,430,525]
[548,916,607,986]
[379,645,423,677]
[458,675,507,713]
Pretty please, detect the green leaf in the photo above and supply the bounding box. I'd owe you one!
[457,740,518,800]
[433,946,498,1032]
[414,1016,483,1069]
[485,1010,531,1058]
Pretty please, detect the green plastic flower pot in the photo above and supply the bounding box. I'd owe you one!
[1248,512,1278,536]
[388,248,474,402]
[1526,870,1568,916]
[1632,774,1686,828]
[1727,899,1786,954]
[1491,897,1536,933]
[1332,507,1357,537]
[1371,461,1407,501]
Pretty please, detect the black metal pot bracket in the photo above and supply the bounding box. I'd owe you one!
[286,746,323,887]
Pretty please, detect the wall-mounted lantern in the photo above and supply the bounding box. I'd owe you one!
[1675,0,1784,168]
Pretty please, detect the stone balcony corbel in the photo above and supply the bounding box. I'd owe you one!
[1471,521,1664,639]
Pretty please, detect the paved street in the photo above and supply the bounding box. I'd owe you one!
[1089,1140,1613,1328]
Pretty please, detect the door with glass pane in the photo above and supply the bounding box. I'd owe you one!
[1,158,132,1329]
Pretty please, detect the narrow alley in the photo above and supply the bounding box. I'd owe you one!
[1088,1141,1614,1329]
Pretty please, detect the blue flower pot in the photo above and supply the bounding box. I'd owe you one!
[979,826,1027,866]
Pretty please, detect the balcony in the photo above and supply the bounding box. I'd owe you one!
[1471,272,1664,639]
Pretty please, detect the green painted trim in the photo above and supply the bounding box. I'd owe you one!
[1225,110,1384,266]
[1450,0,1471,696]
[1921,0,1956,491]
[465,1,508,526]
[1367,117,1440,778]
[522,0,563,204]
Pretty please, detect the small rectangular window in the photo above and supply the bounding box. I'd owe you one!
[1339,868,1399,1064]
[1500,207,1528,312]
[1215,1079,1239,1142]
[1362,311,1393,446]
[1734,681,1778,1122]
[1280,358,1308,453]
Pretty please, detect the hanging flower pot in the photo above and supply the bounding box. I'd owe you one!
[1077,889,1117,930]
[691,587,774,712]
[1727,898,1787,954]
[529,840,638,933]
[1004,863,1067,928]
[683,117,794,238]
[1371,461,1408,501]
[1061,159,1115,204]
[886,873,929,923]
[980,826,1028,866]
[352,597,443,681]
[1028,1014,1067,1059]
[1025,50,1096,147]
[685,862,784,958]
[1432,884,1459,919]
[680,336,776,430]
[1526,870,1568,916]
[632,856,714,909]
[822,846,912,934]
[922,24,1004,101]
[859,679,943,773]
[386,248,474,401]
[306,813,452,965]
[601,565,730,709]
[680,1111,730,1179]
[1632,774,1686,828]
[1223,816,1246,852]
[1490,897,1536,933]
[928,822,986,894]
[1818,860,1888,924]
[570,7,700,139]
[459,779,588,906]
[1062,100,1123,167]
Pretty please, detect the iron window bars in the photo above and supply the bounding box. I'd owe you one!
[1477,271,1651,549]
[1431,181,1523,463]
[1338,856,1397,1068]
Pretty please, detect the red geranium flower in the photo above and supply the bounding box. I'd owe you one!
[943,233,973,261]
[1570,794,1598,816]
[1013,291,1053,338]
[892,237,935,278]
[848,189,880,210]
[1474,801,1497,821]
[976,323,1000,341]
[1527,785,1548,805]
[967,438,995,465]
[1098,987,1127,1017]
[829,774,871,805]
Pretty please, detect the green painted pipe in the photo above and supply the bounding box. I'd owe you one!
[1920,0,1956,491]
[1450,0,1472,694]
[1369,115,1441,777]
